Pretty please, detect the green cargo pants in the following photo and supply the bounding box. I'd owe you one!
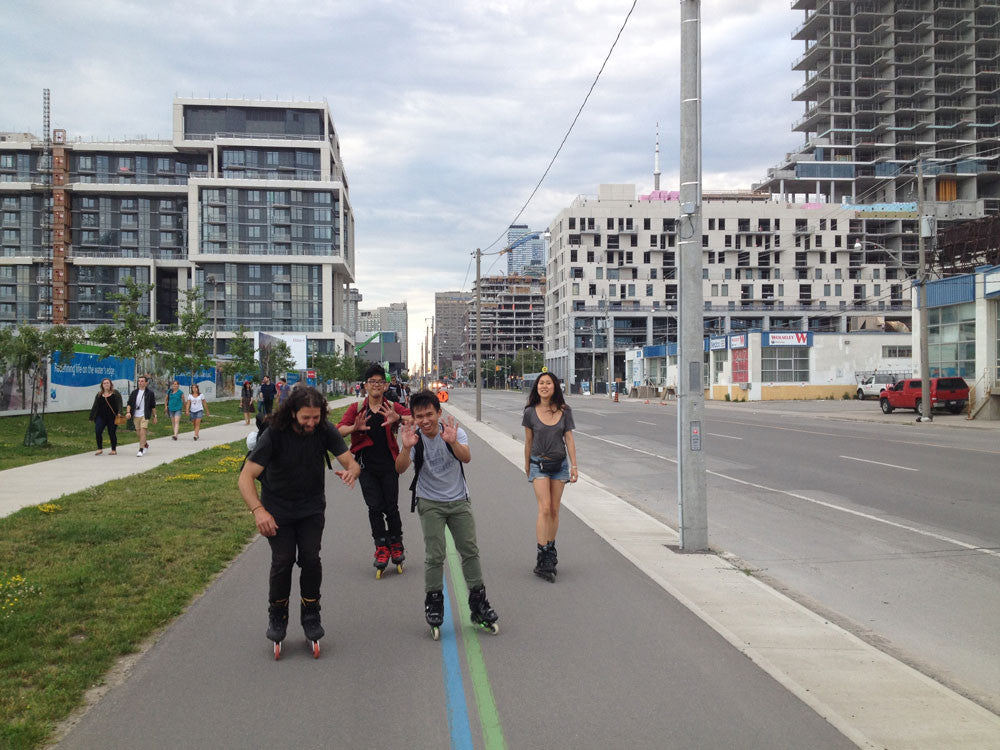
[417,497,483,593]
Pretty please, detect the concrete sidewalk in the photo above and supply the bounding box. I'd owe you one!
[0,396,357,520]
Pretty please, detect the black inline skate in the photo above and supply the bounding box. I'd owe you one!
[373,537,390,579]
[389,537,405,575]
[534,542,556,583]
[468,584,499,635]
[266,600,289,660]
[425,590,445,641]
[301,597,324,658]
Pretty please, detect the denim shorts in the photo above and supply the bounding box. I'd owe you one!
[528,456,570,483]
[168,409,182,419]
[189,410,204,422]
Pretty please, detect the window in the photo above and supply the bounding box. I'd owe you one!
[156,157,172,172]
[761,346,809,382]
[882,345,912,358]
[646,284,653,296]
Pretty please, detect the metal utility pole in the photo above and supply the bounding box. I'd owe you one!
[606,303,614,397]
[476,248,482,421]
[678,0,707,551]
[207,275,219,358]
[917,160,932,422]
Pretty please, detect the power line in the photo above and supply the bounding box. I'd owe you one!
[479,0,639,255]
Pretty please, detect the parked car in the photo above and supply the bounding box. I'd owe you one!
[879,377,969,415]
[857,373,898,400]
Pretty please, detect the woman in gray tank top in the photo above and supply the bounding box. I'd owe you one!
[522,372,577,582]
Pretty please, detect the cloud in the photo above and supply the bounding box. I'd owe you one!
[1,0,806,366]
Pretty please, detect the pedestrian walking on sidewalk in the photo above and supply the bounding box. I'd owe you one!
[125,375,157,457]
[166,380,186,440]
[337,364,411,577]
[395,389,499,638]
[259,376,277,415]
[240,380,255,425]
[237,386,361,658]
[186,384,209,440]
[89,378,122,455]
[523,372,577,582]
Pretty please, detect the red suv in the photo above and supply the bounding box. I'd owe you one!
[879,377,969,415]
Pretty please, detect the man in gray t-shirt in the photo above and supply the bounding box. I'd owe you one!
[395,390,500,638]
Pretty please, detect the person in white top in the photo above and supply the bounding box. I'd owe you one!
[125,375,158,457]
[185,383,210,440]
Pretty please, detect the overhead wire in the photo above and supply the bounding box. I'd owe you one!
[474,0,639,260]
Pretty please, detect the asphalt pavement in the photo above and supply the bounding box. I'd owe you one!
[38,394,1000,748]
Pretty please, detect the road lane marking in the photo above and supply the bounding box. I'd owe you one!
[708,433,742,440]
[637,420,657,425]
[840,455,918,471]
[439,570,475,750]
[446,530,507,750]
[576,430,1000,560]
[707,417,1000,456]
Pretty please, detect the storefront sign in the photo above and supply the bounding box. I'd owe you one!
[763,332,813,347]
[729,333,747,349]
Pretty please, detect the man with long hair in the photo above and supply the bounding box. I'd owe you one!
[238,386,361,658]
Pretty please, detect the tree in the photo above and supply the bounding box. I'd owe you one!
[0,324,83,446]
[311,351,341,393]
[260,339,294,380]
[90,276,158,386]
[512,347,544,377]
[219,325,258,387]
[160,287,215,389]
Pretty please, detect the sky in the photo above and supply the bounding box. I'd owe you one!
[1,0,806,368]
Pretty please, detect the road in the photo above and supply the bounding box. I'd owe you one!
[448,389,1000,714]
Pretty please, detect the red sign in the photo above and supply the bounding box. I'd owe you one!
[306,370,316,378]
[732,348,749,384]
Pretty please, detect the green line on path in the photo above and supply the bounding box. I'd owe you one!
[445,528,507,750]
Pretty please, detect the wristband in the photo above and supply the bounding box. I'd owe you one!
[250,505,264,514]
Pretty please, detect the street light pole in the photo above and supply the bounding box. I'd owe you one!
[476,247,482,421]
[207,275,219,358]
[678,0,708,551]
[917,160,932,422]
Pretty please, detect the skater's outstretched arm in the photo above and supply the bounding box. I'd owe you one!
[238,460,278,537]
[333,450,361,488]
[441,416,470,463]
[395,422,418,474]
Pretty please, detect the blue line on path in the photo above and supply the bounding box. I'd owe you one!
[440,581,474,750]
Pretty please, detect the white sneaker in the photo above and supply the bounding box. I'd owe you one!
[137,449,145,457]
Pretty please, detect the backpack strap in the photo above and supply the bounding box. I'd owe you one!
[408,429,425,512]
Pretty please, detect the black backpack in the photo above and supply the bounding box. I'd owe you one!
[241,421,332,476]
[408,429,465,512]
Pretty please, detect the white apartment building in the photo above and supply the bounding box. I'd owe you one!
[1,97,356,358]
[545,184,915,391]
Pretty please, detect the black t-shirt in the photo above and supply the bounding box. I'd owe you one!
[361,408,394,471]
[247,420,348,521]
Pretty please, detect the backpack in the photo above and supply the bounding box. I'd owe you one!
[241,421,332,476]
[408,429,465,512]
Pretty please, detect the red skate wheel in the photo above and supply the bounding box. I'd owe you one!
[273,642,281,660]
[312,641,321,659]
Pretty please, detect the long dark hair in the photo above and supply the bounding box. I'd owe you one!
[270,386,329,431]
[242,380,253,393]
[526,372,567,411]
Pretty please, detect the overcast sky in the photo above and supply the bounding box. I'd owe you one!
[1,0,806,368]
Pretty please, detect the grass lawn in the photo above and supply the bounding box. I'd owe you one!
[0,406,347,749]
[0,398,251,472]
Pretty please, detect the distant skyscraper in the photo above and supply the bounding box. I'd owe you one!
[505,224,545,275]
[435,291,473,376]
[357,301,408,368]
